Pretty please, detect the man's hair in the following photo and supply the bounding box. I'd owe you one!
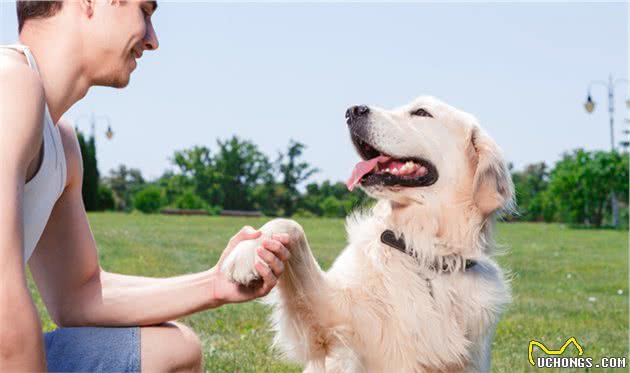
[16,1,63,33]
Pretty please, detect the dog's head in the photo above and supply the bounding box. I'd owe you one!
[346,96,514,219]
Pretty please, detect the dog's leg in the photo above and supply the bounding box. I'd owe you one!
[222,219,346,369]
[221,218,320,287]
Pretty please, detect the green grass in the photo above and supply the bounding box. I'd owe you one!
[28,213,628,372]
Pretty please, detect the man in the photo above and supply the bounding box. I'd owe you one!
[0,1,291,371]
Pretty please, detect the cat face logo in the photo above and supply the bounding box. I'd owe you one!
[528,337,584,366]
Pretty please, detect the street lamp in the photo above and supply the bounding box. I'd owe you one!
[105,124,114,140]
[584,75,630,150]
[583,74,630,227]
[75,113,114,141]
[622,124,630,152]
[583,95,595,113]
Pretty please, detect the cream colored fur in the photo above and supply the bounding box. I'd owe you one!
[221,96,514,372]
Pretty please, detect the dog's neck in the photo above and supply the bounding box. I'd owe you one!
[378,200,487,259]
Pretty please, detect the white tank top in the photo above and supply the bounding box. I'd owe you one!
[1,44,68,262]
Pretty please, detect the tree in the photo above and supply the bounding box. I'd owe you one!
[214,136,273,210]
[321,196,344,217]
[102,165,146,211]
[170,138,273,211]
[171,146,222,206]
[298,180,371,217]
[251,176,287,216]
[157,170,195,207]
[76,129,100,211]
[511,162,550,221]
[97,184,115,211]
[547,149,628,227]
[276,140,318,216]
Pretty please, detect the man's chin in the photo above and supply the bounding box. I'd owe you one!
[96,74,131,89]
[112,78,131,88]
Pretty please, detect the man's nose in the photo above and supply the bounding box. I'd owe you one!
[144,22,159,51]
[345,105,370,124]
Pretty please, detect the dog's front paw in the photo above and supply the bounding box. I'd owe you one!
[221,238,264,286]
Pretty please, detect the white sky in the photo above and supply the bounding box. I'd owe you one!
[1,1,628,183]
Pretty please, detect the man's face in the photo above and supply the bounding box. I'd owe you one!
[83,0,158,88]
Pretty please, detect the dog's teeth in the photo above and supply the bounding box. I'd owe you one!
[392,168,399,175]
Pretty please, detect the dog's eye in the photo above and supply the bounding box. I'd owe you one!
[410,108,433,118]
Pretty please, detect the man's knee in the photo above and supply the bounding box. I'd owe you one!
[173,322,203,371]
[141,321,203,373]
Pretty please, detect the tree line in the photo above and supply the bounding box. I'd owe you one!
[80,131,369,218]
[509,150,628,227]
[78,130,628,227]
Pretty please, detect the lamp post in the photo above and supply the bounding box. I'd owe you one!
[583,74,630,227]
[75,113,114,142]
[622,125,630,152]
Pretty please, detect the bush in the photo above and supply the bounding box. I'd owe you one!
[293,208,317,218]
[547,150,628,226]
[321,196,344,218]
[97,184,115,211]
[175,190,208,210]
[133,186,166,214]
[206,205,223,216]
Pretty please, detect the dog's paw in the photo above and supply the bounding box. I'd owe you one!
[221,238,265,286]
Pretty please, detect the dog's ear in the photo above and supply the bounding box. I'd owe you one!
[468,126,514,216]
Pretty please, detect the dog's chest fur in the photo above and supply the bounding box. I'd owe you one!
[322,208,510,372]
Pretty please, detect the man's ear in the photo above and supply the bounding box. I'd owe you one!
[469,126,514,216]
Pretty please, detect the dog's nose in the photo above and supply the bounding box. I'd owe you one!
[345,105,370,123]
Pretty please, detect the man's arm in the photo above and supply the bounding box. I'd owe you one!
[0,57,48,370]
[28,122,290,327]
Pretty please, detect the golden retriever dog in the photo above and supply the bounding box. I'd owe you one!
[221,96,514,372]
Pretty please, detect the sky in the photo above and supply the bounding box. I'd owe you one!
[1,1,628,184]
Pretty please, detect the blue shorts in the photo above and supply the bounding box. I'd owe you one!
[44,326,141,372]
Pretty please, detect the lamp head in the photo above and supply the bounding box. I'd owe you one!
[584,95,595,113]
[106,126,114,140]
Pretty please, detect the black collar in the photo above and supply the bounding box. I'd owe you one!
[380,230,477,272]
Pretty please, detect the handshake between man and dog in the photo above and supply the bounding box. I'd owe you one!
[221,96,514,373]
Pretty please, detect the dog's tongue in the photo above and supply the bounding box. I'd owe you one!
[347,155,391,191]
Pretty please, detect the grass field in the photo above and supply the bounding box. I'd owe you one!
[28,213,628,372]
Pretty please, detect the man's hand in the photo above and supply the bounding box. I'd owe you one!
[210,226,291,306]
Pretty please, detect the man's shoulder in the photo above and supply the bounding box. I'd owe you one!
[0,51,44,97]
[0,52,46,124]
[0,53,46,163]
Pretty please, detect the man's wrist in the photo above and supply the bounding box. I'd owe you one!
[204,267,225,309]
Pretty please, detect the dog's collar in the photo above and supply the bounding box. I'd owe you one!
[380,229,477,272]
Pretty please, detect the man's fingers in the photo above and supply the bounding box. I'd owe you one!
[271,233,291,246]
[261,239,291,262]
[254,261,278,295]
[257,247,284,277]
